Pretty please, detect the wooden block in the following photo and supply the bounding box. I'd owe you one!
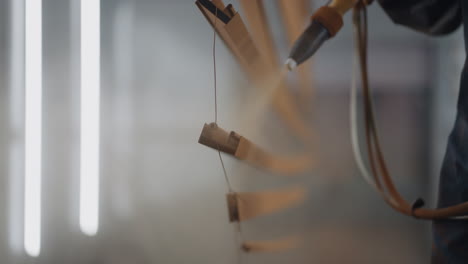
[198,123,240,155]
[196,2,261,73]
[196,0,231,24]
[226,192,240,222]
[242,236,301,253]
[196,1,241,62]
[224,4,236,18]
[226,187,306,222]
[211,0,226,10]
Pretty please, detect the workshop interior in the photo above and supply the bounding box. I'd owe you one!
[0,0,465,263]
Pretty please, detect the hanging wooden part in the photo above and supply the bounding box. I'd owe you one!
[199,123,314,174]
[278,0,315,101]
[226,186,306,222]
[242,236,302,253]
[196,0,314,144]
[211,0,225,10]
[214,2,236,21]
[198,123,240,155]
[236,136,314,175]
[224,4,236,18]
[196,0,261,73]
[238,0,276,65]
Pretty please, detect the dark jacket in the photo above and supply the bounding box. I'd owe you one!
[378,0,468,263]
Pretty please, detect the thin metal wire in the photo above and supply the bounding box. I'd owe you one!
[235,222,244,264]
[211,6,246,262]
[212,7,233,193]
[213,7,218,124]
[217,144,234,193]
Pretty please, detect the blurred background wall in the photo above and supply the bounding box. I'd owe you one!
[0,0,465,263]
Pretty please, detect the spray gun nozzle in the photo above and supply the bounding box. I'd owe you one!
[286,21,331,70]
[285,4,347,70]
[284,58,297,71]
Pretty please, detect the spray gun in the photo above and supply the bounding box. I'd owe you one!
[285,0,368,70]
[285,0,468,220]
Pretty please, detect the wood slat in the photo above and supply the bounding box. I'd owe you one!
[278,0,315,101]
[238,0,314,143]
[199,123,314,174]
[238,0,277,66]
[226,187,306,222]
[242,236,301,253]
[196,2,255,69]
[211,0,226,10]
[235,137,314,174]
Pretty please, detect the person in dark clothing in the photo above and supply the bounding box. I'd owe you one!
[377,0,468,262]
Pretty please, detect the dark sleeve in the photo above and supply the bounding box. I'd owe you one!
[377,0,462,35]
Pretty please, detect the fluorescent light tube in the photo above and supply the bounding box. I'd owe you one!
[80,0,101,237]
[24,0,42,257]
